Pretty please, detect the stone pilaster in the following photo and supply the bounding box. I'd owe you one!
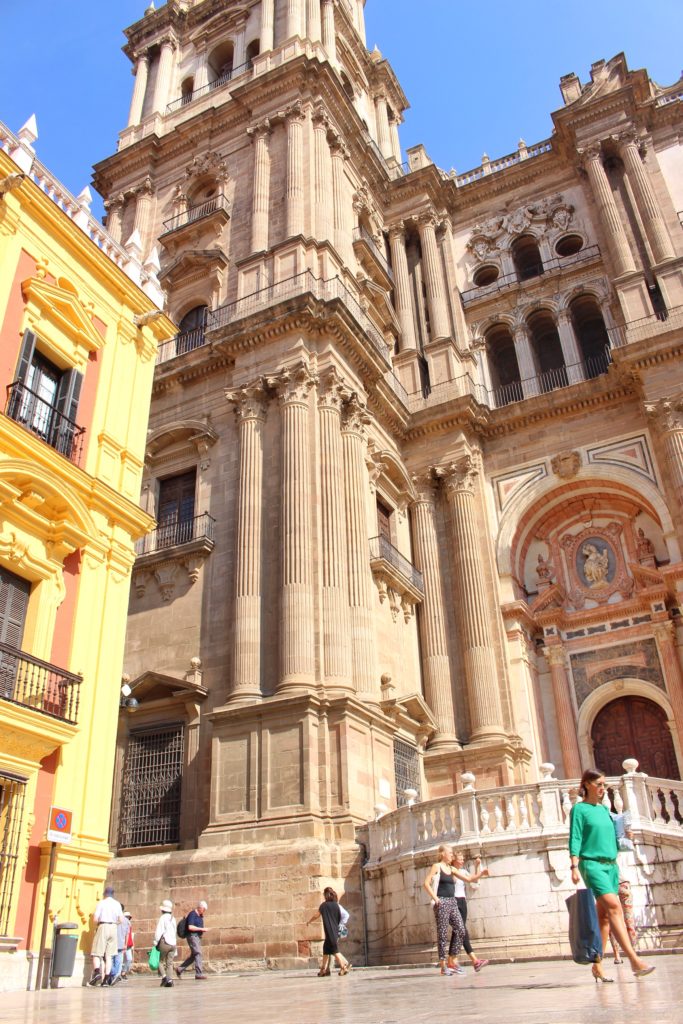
[152,38,176,114]
[341,394,377,695]
[247,119,272,253]
[410,474,459,746]
[581,144,636,277]
[645,397,683,515]
[260,0,275,51]
[275,362,317,692]
[543,644,582,779]
[321,0,337,64]
[653,622,683,766]
[617,132,674,265]
[285,104,306,239]
[226,382,269,700]
[417,214,450,342]
[330,135,352,266]
[312,108,331,243]
[440,455,506,742]
[388,224,417,351]
[557,310,584,383]
[127,53,149,127]
[318,370,352,688]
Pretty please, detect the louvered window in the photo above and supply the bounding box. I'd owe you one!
[156,471,196,548]
[0,569,30,701]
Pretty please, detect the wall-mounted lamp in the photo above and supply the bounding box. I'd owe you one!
[120,677,139,709]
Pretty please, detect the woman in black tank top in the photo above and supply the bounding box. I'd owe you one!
[423,844,468,975]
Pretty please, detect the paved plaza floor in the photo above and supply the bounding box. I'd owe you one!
[4,956,681,1024]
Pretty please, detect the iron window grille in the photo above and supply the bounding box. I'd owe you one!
[118,725,184,848]
[0,771,27,935]
[394,740,421,806]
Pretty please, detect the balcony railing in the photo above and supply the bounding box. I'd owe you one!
[157,326,207,365]
[161,192,230,234]
[0,642,82,724]
[461,244,601,306]
[5,381,85,464]
[352,225,394,280]
[490,348,611,408]
[608,304,683,347]
[166,60,254,113]
[369,535,424,594]
[207,271,390,364]
[135,512,215,557]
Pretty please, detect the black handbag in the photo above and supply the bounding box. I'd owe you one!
[566,889,603,964]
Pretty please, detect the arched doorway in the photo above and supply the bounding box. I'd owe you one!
[591,695,680,779]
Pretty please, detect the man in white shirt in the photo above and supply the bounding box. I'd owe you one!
[88,885,124,986]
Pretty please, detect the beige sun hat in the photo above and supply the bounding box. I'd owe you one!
[159,899,173,913]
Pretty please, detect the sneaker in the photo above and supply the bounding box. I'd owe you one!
[87,971,102,987]
[453,965,466,975]
[195,974,207,980]
[440,967,455,976]
[473,959,489,973]
[110,975,123,986]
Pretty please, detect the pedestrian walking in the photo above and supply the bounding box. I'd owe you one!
[448,851,490,973]
[154,899,178,988]
[423,844,467,976]
[175,900,208,980]
[88,885,124,986]
[569,768,654,981]
[109,908,131,985]
[122,911,134,978]
[306,887,351,977]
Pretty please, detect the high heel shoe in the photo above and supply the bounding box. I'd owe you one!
[592,963,614,984]
[632,964,655,977]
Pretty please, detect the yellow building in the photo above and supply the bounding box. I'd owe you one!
[0,118,174,990]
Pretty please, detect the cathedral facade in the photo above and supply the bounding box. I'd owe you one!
[95,1,683,965]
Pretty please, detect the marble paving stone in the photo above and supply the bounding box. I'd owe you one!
[2,957,681,1024]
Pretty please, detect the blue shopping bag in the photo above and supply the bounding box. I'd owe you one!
[566,889,603,964]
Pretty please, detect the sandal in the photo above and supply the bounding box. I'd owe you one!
[339,964,351,976]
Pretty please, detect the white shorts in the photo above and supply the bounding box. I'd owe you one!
[91,923,117,958]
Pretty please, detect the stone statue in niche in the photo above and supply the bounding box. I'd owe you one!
[581,542,611,588]
[636,527,657,567]
[535,551,554,589]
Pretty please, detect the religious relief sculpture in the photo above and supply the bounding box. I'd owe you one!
[560,523,632,608]
[581,542,610,588]
[550,450,581,479]
[636,527,657,567]
[535,551,554,588]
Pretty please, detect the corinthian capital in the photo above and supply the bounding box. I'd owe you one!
[247,117,272,141]
[340,392,370,435]
[645,396,683,433]
[318,366,348,411]
[225,380,270,422]
[410,471,438,504]
[544,644,567,668]
[437,454,479,496]
[273,360,318,406]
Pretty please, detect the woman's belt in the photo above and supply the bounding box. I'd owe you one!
[579,856,617,864]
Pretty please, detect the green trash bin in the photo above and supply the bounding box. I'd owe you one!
[51,922,78,978]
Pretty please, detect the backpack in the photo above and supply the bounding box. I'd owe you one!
[177,916,188,939]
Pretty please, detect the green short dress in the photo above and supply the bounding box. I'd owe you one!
[569,801,619,897]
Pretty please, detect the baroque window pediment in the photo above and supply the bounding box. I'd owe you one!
[21,275,105,372]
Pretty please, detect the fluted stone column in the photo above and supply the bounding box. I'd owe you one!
[374,96,392,160]
[127,53,149,127]
[321,0,337,64]
[226,383,269,699]
[645,397,683,513]
[513,324,540,397]
[276,363,317,691]
[132,177,154,253]
[582,144,636,277]
[306,0,322,42]
[341,394,377,695]
[260,0,275,51]
[389,224,418,351]
[312,108,331,243]
[152,38,176,114]
[557,310,584,383]
[618,132,675,264]
[441,456,505,742]
[104,196,124,243]
[331,136,352,265]
[286,104,305,238]
[389,113,402,163]
[417,214,450,342]
[410,475,458,745]
[544,644,582,778]
[234,26,247,70]
[248,119,271,253]
[319,370,352,687]
[286,0,304,38]
[654,622,683,763]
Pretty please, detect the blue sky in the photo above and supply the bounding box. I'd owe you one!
[1,1,681,219]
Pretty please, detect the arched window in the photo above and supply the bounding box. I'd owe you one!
[485,324,522,407]
[208,41,234,85]
[512,235,543,281]
[527,310,566,390]
[245,40,260,67]
[181,76,194,105]
[569,295,610,378]
[176,305,208,355]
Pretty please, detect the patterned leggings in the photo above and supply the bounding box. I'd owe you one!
[434,897,465,961]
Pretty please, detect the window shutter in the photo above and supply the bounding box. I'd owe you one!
[0,568,31,649]
[14,331,36,383]
[54,368,83,424]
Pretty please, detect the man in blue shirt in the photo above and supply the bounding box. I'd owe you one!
[175,900,208,980]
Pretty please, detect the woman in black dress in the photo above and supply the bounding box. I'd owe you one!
[306,887,351,976]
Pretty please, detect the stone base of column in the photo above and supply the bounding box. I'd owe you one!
[392,349,423,394]
[656,259,683,309]
[276,676,317,696]
[423,337,462,387]
[615,272,652,322]
[424,737,531,794]
[225,689,264,706]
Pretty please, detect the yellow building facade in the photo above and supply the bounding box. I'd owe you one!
[0,120,174,990]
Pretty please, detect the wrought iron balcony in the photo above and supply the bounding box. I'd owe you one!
[135,511,215,557]
[161,192,230,235]
[461,244,601,306]
[166,60,254,114]
[369,535,424,595]
[156,326,207,365]
[0,642,82,724]
[5,381,85,464]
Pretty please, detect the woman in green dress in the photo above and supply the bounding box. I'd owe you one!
[569,768,655,981]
